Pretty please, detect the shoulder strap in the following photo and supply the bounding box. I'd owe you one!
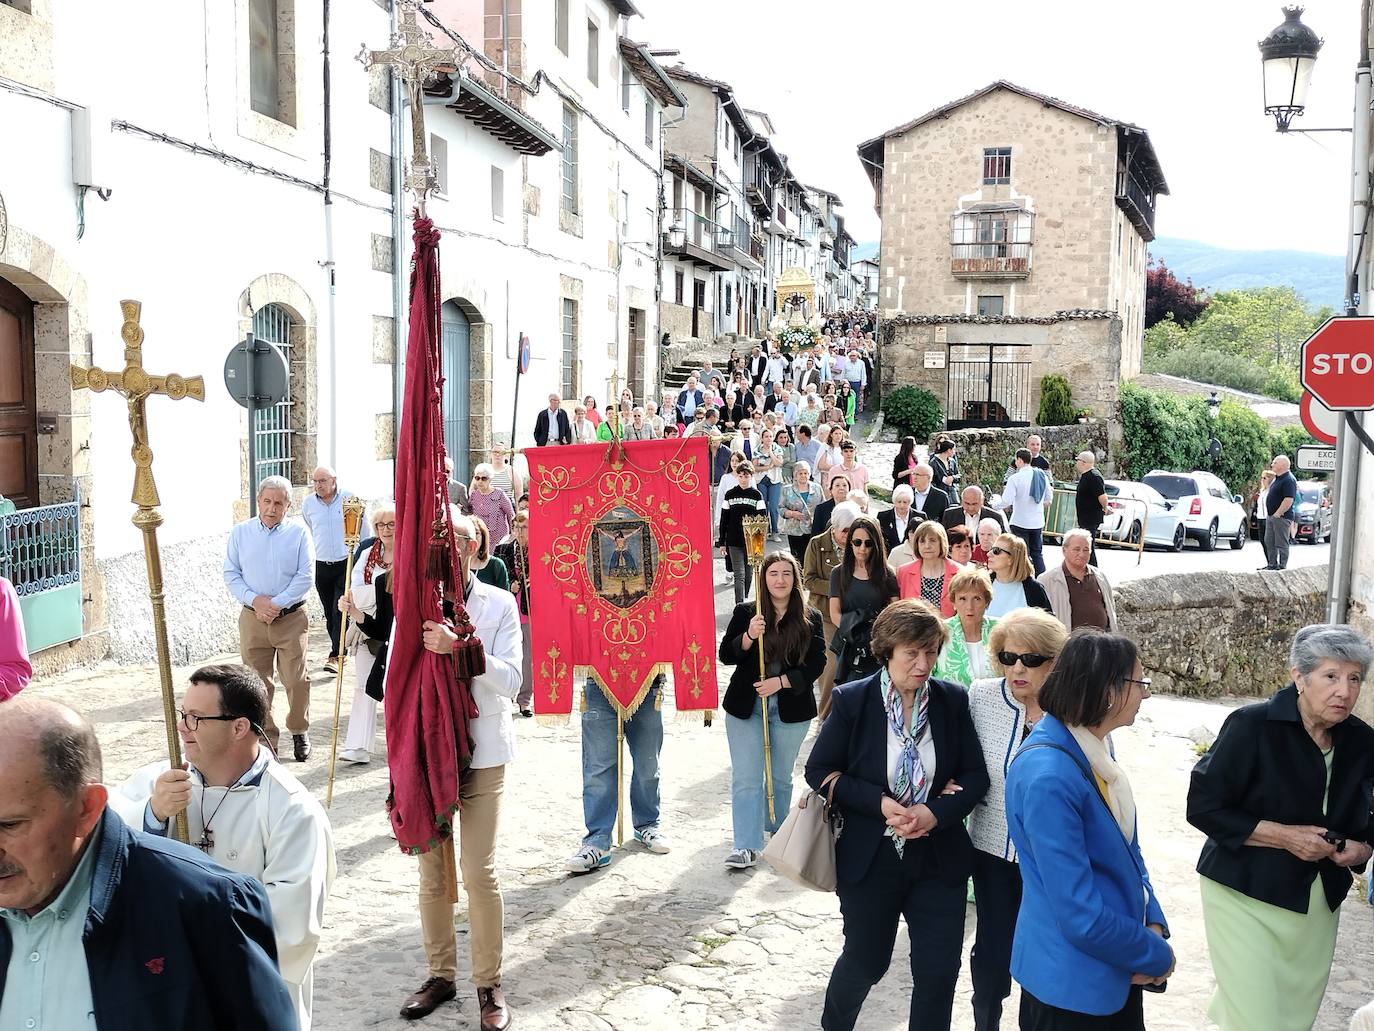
[1015,741,1145,880]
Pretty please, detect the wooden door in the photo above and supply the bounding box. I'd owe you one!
[0,279,38,509]
[692,280,706,339]
[627,308,644,401]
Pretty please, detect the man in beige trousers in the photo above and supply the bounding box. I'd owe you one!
[223,475,316,761]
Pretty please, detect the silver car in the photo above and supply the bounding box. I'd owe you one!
[1100,480,1187,551]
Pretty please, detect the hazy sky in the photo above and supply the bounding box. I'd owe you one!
[632,0,1359,256]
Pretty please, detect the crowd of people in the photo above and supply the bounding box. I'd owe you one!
[5,323,1374,1031]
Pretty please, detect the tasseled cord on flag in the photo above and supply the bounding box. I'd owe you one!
[425,489,486,681]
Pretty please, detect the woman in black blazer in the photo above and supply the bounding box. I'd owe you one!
[805,599,990,1031]
[1187,623,1374,1031]
[719,552,826,871]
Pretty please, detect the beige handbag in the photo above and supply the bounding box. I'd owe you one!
[762,770,844,891]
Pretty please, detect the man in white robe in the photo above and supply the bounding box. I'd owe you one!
[109,664,336,1031]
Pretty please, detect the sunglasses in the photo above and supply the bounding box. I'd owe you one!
[851,538,873,549]
[474,475,490,481]
[989,546,1008,556]
[997,651,1051,669]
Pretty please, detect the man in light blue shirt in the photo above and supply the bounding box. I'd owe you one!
[300,465,369,673]
[224,475,316,761]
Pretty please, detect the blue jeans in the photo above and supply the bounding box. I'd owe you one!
[580,676,664,850]
[759,478,781,534]
[724,702,811,850]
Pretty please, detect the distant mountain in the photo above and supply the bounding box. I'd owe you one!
[1150,237,1344,310]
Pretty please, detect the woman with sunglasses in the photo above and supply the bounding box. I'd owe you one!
[804,599,990,1030]
[718,552,826,869]
[985,533,1052,618]
[1005,631,1174,1029]
[336,499,397,764]
[828,515,899,689]
[469,462,516,547]
[963,607,1068,1029]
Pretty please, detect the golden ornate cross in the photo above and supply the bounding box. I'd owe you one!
[71,300,205,506]
[358,0,459,215]
[71,300,204,843]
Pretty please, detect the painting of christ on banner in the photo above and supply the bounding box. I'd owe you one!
[526,437,718,719]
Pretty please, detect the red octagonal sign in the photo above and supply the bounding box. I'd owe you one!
[1301,316,1374,411]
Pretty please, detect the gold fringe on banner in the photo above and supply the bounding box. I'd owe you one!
[535,713,572,728]
[582,662,680,722]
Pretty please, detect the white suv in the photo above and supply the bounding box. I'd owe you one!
[1142,470,1248,551]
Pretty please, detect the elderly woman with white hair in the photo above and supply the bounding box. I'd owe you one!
[338,499,397,763]
[469,462,516,546]
[804,500,862,718]
[1188,623,1374,1031]
[878,484,917,555]
[780,460,823,564]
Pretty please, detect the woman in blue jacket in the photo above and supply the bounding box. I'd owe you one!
[805,599,989,1031]
[1004,630,1174,1029]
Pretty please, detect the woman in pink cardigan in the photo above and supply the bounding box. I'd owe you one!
[0,575,32,699]
[895,520,961,617]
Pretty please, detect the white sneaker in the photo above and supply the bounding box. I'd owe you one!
[338,748,370,765]
[634,827,672,854]
[566,845,610,874]
[725,848,760,869]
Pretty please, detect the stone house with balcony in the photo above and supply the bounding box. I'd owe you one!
[857,81,1168,428]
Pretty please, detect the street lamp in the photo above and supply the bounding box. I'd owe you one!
[667,218,685,249]
[1259,7,1324,132]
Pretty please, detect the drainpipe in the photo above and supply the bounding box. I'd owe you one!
[389,0,406,441]
[1329,3,1372,623]
[321,0,339,465]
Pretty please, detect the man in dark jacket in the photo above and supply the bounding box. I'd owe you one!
[0,698,294,1030]
[533,394,572,447]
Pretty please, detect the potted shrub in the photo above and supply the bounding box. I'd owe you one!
[1075,408,1092,424]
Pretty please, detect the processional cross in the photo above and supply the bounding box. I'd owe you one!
[359,0,460,217]
[71,301,204,843]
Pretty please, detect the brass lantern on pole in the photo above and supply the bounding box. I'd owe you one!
[740,513,775,822]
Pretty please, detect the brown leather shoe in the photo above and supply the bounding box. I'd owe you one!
[400,976,456,1020]
[478,985,513,1031]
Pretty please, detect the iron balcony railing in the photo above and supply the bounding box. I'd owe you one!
[1116,169,1158,241]
[667,207,722,252]
[0,490,83,651]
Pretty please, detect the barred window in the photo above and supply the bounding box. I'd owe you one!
[561,104,578,214]
[251,303,295,482]
[982,147,1012,185]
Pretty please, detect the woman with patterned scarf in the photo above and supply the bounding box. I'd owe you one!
[804,599,990,1031]
[337,499,396,765]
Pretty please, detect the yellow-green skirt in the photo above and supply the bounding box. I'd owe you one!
[1201,873,1339,1031]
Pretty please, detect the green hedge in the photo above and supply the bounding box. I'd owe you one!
[882,386,943,440]
[1142,345,1302,403]
[1117,382,1273,492]
[1036,374,1075,426]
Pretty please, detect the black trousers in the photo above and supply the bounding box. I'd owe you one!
[822,843,967,1031]
[788,534,810,565]
[1018,987,1144,1030]
[1011,525,1045,576]
[315,558,347,657]
[970,850,1023,1031]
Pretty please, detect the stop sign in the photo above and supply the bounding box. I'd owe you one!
[1300,316,1374,411]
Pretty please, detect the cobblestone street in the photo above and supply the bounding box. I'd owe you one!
[26,571,1374,1030]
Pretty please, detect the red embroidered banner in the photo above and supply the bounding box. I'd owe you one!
[526,438,718,718]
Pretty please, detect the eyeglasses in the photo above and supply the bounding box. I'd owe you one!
[996,651,1051,669]
[374,520,396,530]
[851,538,873,549]
[1125,676,1153,690]
[474,475,490,481]
[178,708,239,730]
[989,546,1008,556]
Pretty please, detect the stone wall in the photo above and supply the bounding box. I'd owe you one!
[882,313,1124,428]
[925,422,1113,495]
[1116,566,1328,699]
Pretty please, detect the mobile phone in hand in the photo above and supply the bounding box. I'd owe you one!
[1142,981,1168,994]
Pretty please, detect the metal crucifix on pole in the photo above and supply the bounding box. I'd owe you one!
[358,0,460,218]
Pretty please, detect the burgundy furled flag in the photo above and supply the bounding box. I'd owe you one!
[385,216,485,855]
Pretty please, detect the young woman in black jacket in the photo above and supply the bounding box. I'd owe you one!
[718,551,826,870]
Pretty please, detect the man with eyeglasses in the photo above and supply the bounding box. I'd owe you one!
[1038,528,1117,631]
[301,465,371,676]
[109,664,335,1030]
[224,475,316,762]
[0,698,295,1029]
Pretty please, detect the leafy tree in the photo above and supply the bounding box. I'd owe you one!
[1143,314,1189,359]
[1145,259,1209,328]
[1119,383,1273,491]
[1188,286,1332,367]
[1212,401,1272,494]
[882,386,943,440]
[1036,374,1075,426]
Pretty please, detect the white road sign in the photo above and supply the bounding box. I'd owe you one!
[1296,445,1337,472]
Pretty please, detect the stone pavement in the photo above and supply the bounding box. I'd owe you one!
[24,576,1374,1030]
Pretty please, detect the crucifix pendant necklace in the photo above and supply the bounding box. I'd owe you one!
[195,785,234,854]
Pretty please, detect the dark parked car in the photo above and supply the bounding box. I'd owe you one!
[1249,480,1332,543]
